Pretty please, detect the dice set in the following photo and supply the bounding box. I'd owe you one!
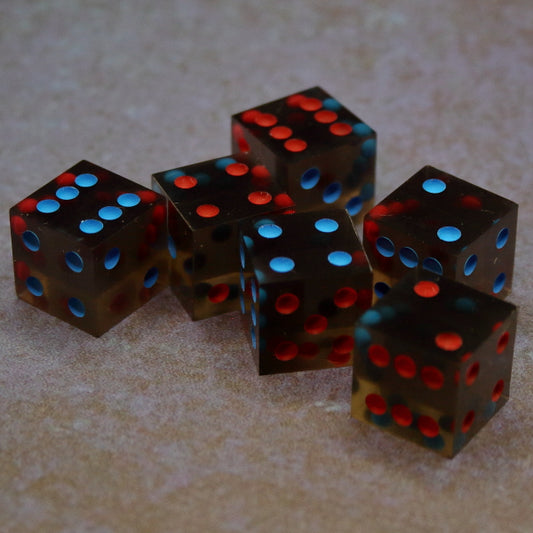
[8,87,519,456]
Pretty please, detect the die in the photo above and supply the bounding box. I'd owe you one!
[152,155,294,320]
[231,86,376,222]
[363,166,518,301]
[351,268,517,457]
[240,208,373,374]
[9,160,169,337]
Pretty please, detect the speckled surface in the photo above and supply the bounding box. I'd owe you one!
[1,1,532,532]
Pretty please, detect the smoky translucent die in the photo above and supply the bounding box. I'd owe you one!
[363,166,518,302]
[152,154,294,320]
[352,269,517,457]
[9,160,169,336]
[240,208,373,375]
[231,86,376,222]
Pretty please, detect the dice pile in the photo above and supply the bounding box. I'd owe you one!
[9,86,518,457]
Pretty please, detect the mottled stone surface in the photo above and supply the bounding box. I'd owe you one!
[1,1,532,532]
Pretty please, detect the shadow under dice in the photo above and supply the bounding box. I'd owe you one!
[352,269,517,457]
[152,155,293,320]
[232,86,376,223]
[240,208,373,374]
[9,160,169,336]
[363,166,518,302]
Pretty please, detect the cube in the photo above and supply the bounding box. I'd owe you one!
[351,269,517,457]
[363,166,518,301]
[231,86,376,222]
[152,154,293,320]
[240,208,373,374]
[9,160,169,336]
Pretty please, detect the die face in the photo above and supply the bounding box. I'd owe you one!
[241,208,370,283]
[13,254,169,337]
[10,160,169,336]
[152,155,293,230]
[241,209,373,374]
[451,317,516,455]
[245,272,371,375]
[363,166,518,300]
[352,269,517,456]
[185,224,243,319]
[10,160,165,244]
[231,86,376,222]
[152,155,294,320]
[455,208,516,299]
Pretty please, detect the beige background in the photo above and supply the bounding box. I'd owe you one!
[1,1,532,532]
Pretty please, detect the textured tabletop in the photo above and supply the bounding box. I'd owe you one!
[1,1,532,532]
